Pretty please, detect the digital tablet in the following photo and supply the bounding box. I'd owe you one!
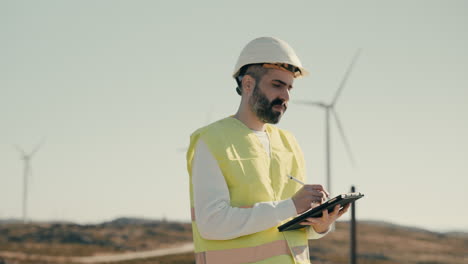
[278,192,364,232]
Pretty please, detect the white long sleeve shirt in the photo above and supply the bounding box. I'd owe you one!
[191,130,329,240]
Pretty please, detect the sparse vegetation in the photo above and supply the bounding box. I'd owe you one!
[0,219,466,264]
[0,218,192,256]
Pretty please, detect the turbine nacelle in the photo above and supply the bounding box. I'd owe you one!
[293,49,361,195]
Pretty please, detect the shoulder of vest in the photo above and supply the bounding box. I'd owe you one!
[191,117,234,137]
[190,117,243,150]
[187,118,233,169]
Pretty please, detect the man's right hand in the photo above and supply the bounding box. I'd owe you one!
[291,185,329,214]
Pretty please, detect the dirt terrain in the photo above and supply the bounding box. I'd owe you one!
[0,218,466,264]
[0,218,191,256]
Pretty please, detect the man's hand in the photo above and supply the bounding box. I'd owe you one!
[300,203,351,233]
[291,184,329,214]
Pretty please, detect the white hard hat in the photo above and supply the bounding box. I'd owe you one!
[232,36,309,79]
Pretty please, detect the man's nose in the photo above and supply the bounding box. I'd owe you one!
[280,88,290,103]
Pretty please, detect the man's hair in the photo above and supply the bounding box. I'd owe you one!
[236,64,269,95]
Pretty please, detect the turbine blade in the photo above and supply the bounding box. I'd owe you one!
[332,49,362,105]
[30,138,46,158]
[331,109,357,167]
[293,100,326,108]
[14,145,26,156]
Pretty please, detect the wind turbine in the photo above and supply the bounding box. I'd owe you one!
[14,139,45,224]
[296,49,361,196]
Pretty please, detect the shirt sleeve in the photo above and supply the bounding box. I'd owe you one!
[307,225,330,239]
[192,139,297,240]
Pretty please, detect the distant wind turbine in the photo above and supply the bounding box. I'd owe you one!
[14,139,45,224]
[295,49,361,195]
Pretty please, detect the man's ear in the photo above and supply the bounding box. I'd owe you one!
[241,75,255,95]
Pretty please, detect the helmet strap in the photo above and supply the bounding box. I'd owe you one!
[235,76,243,95]
[262,63,301,77]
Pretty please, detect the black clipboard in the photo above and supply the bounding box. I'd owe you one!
[278,192,364,232]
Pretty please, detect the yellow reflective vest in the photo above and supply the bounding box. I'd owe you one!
[187,117,310,264]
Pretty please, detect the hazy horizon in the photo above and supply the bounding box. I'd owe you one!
[2,216,466,234]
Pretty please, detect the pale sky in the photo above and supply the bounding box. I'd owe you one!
[1,0,467,232]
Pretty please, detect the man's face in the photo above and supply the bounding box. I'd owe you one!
[248,69,294,124]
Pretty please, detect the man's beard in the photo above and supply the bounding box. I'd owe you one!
[249,85,287,124]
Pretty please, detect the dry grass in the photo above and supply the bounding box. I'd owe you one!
[1,220,466,264]
[0,219,192,256]
[310,221,467,264]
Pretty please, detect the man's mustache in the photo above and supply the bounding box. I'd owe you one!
[271,98,287,110]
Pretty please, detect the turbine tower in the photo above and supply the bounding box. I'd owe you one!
[14,139,45,224]
[296,50,361,195]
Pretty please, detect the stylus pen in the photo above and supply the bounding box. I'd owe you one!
[287,175,305,185]
[288,175,330,200]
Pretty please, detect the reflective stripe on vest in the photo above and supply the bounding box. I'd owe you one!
[194,240,309,264]
[187,117,309,264]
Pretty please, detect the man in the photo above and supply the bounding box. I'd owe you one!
[186,37,349,264]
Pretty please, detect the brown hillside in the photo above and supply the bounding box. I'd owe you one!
[0,219,466,264]
[0,218,191,256]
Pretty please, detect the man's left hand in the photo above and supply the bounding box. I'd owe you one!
[299,203,351,233]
